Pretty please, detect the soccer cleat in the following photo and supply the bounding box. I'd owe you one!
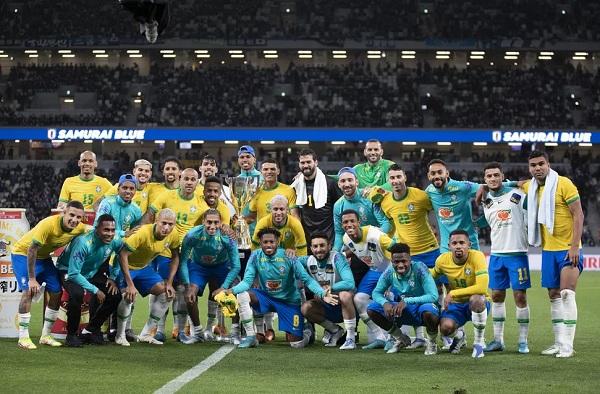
[384,339,395,352]
[472,344,485,358]
[556,348,575,358]
[202,328,216,341]
[339,338,356,350]
[65,334,83,348]
[144,20,159,44]
[449,335,467,354]
[325,328,345,348]
[407,338,427,349]
[518,342,530,354]
[265,328,276,342]
[40,335,63,347]
[541,344,560,356]
[182,333,204,345]
[80,332,105,346]
[424,340,438,356]
[138,335,164,345]
[362,339,386,350]
[386,334,412,354]
[441,335,453,350]
[238,335,258,349]
[321,330,333,345]
[154,331,166,343]
[115,335,130,347]
[18,337,37,350]
[125,329,138,343]
[484,340,505,352]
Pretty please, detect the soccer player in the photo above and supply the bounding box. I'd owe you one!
[11,201,87,349]
[57,151,112,210]
[299,233,357,350]
[199,176,232,226]
[431,230,489,358]
[100,159,153,214]
[353,139,395,188]
[252,195,307,258]
[198,154,235,216]
[341,209,393,349]
[178,209,241,344]
[523,151,584,358]
[224,228,329,349]
[367,243,440,355]
[56,214,123,347]
[144,168,205,341]
[147,156,182,208]
[245,158,299,223]
[95,174,143,238]
[114,208,180,346]
[292,148,342,243]
[333,167,392,252]
[374,163,441,348]
[478,162,531,354]
[237,145,262,179]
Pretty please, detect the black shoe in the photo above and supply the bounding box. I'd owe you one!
[81,331,105,345]
[107,329,116,342]
[65,334,83,347]
[125,329,138,342]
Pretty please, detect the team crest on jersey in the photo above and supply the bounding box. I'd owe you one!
[408,203,415,212]
[104,248,112,259]
[367,242,377,251]
[284,231,292,241]
[510,193,522,204]
[465,268,472,275]
[278,265,286,275]
[125,214,132,223]
[438,207,454,219]
[450,193,458,201]
[95,186,102,193]
[408,279,415,287]
[483,198,493,208]
[190,206,197,213]
[164,242,170,249]
[142,192,148,198]
[496,209,512,221]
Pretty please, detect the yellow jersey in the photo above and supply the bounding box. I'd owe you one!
[122,223,180,269]
[252,214,307,256]
[105,182,150,214]
[431,250,489,303]
[150,189,206,241]
[146,182,178,208]
[377,187,439,255]
[193,183,205,200]
[59,175,112,210]
[12,215,90,259]
[523,177,581,251]
[198,198,232,227]
[249,182,297,221]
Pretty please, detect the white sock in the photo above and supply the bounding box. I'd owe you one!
[18,312,31,339]
[354,292,385,341]
[125,305,133,331]
[449,327,464,340]
[516,306,530,344]
[265,312,275,331]
[207,300,218,329]
[236,292,255,336]
[255,314,265,335]
[426,329,438,343]
[117,300,133,337]
[157,306,168,334]
[561,289,577,352]
[550,297,564,347]
[320,319,339,333]
[471,310,487,346]
[41,308,59,336]
[492,301,506,343]
[344,319,356,341]
[141,293,169,337]
[415,326,425,340]
[175,288,188,333]
[400,325,411,336]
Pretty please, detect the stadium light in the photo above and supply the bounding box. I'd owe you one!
[295,141,310,145]
[264,50,278,59]
[162,54,176,58]
[230,54,245,58]
[436,51,450,59]
[0,54,7,58]
[57,50,71,54]
[126,50,140,54]
[24,50,37,54]
[572,56,587,60]
[504,55,518,60]
[367,50,382,59]
[84,140,93,144]
[121,140,135,144]
[92,50,106,54]
[331,141,346,145]
[545,142,558,146]
[508,142,522,147]
[160,50,174,54]
[538,56,552,60]
[62,54,75,58]
[579,143,593,147]
[95,54,109,58]
[154,140,165,144]
[505,51,520,55]
[225,140,239,144]
[129,54,143,58]
[63,98,74,103]
[402,141,417,145]
[437,142,452,146]
[473,142,488,146]
[191,140,205,144]
[28,54,39,58]
[401,50,416,59]
[260,140,275,144]
[332,50,347,59]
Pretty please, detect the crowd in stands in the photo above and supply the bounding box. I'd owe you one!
[4,62,600,129]
[2,0,600,42]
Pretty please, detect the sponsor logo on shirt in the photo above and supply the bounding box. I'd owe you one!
[496,209,512,222]
[266,280,282,291]
[438,207,454,219]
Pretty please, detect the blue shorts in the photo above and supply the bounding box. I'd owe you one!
[441,301,490,328]
[152,255,178,283]
[367,301,439,326]
[322,302,344,323]
[188,263,228,296]
[541,250,584,289]
[119,265,163,297]
[251,289,303,337]
[356,270,382,295]
[11,254,62,293]
[489,254,531,290]
[414,249,447,285]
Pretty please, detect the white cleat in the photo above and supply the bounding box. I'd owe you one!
[321,330,333,345]
[424,340,438,356]
[202,328,216,342]
[472,344,485,359]
[339,338,356,350]
[138,335,163,345]
[324,328,345,347]
[541,344,560,356]
[556,346,575,358]
[407,338,426,349]
[115,335,130,347]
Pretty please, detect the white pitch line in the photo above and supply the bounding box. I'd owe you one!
[154,345,235,394]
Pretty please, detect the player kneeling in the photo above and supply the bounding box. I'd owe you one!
[299,233,357,350]
[367,243,440,355]
[219,228,329,349]
[431,230,490,358]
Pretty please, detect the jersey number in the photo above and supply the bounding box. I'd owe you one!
[397,213,410,224]
[82,193,94,206]
[293,314,300,327]
[454,278,467,288]
[517,268,529,282]
[176,212,188,224]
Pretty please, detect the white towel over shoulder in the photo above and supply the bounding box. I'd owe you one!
[527,168,558,246]
[291,168,328,209]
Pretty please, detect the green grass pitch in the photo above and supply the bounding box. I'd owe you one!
[2,272,598,393]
